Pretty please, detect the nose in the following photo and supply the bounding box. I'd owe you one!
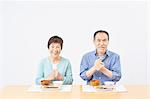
[99,41,104,45]
[52,47,57,51]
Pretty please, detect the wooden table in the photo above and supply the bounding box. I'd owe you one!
[0,85,150,99]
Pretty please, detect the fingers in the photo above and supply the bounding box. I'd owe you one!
[46,70,62,81]
[94,59,104,71]
[57,73,63,80]
[46,70,55,80]
[54,70,58,78]
[46,73,54,80]
[54,70,63,80]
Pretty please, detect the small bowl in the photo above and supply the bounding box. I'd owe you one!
[104,81,115,86]
[104,81,115,89]
[41,80,51,86]
[90,80,101,86]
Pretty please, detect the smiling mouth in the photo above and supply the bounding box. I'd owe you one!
[53,53,58,55]
[51,52,58,55]
[98,47,105,49]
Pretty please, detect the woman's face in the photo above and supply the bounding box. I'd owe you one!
[48,43,61,58]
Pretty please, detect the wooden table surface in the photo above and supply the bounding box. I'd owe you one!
[0,85,150,99]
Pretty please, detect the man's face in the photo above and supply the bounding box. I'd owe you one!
[48,43,61,58]
[93,32,109,55]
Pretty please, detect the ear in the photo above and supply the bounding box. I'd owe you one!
[107,41,109,45]
[93,39,96,45]
[93,39,95,43]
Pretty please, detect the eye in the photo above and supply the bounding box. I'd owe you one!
[103,39,106,42]
[56,46,61,49]
[97,39,101,42]
[50,45,54,48]
[103,39,108,42]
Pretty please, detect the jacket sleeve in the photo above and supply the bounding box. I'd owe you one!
[63,61,73,85]
[35,61,45,85]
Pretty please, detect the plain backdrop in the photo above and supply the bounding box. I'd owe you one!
[0,1,149,88]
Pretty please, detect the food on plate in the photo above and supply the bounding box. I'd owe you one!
[41,80,51,86]
[90,80,101,86]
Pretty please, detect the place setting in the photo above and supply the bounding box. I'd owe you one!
[27,80,72,92]
[82,80,127,93]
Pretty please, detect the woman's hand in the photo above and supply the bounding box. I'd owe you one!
[46,70,55,80]
[46,69,63,81]
[54,69,63,80]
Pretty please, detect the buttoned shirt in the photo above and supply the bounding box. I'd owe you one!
[80,50,121,84]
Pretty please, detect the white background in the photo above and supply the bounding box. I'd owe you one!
[0,1,149,88]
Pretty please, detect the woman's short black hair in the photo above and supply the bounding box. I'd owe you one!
[47,36,63,49]
[93,30,109,41]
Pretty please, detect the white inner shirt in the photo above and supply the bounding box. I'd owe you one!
[52,63,58,70]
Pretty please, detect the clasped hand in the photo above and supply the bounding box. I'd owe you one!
[94,59,104,71]
[46,69,63,81]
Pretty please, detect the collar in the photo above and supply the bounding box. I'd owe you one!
[94,49,110,57]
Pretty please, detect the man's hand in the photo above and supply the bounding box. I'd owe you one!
[86,59,104,78]
[94,59,104,71]
[94,59,113,78]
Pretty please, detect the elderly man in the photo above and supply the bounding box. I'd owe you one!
[80,30,121,84]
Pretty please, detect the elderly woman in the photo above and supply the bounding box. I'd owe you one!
[35,36,73,85]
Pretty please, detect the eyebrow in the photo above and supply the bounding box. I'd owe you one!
[97,38,107,40]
